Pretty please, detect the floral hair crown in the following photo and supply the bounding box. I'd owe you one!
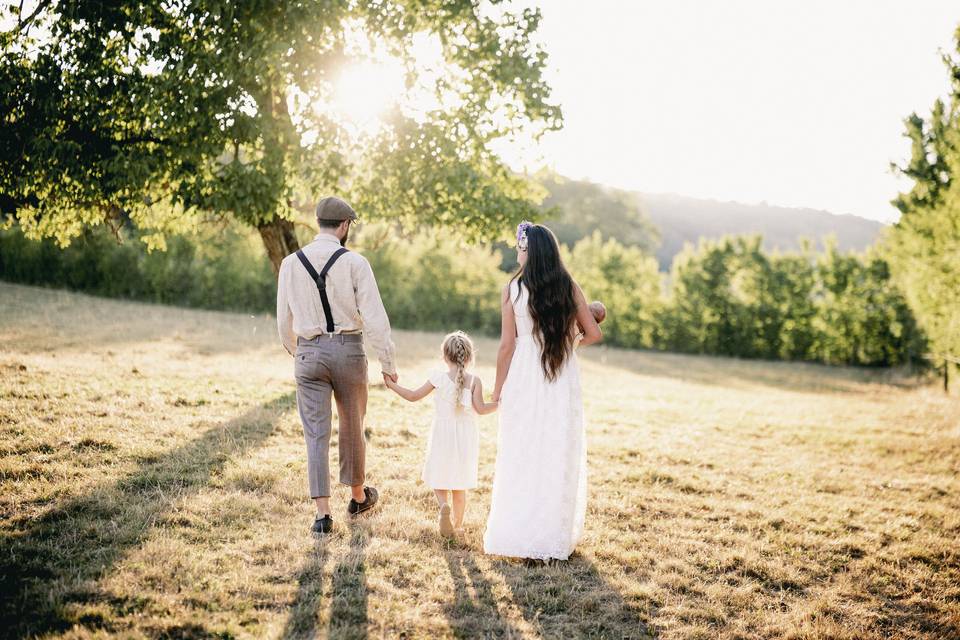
[516,220,533,250]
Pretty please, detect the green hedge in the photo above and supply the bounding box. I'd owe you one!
[0,222,925,366]
[659,236,923,366]
[0,224,277,312]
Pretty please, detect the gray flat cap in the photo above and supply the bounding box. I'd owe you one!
[315,196,358,222]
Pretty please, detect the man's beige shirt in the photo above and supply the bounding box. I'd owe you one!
[277,233,397,375]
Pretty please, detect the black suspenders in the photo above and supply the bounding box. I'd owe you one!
[295,247,349,333]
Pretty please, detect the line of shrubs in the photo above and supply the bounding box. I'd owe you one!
[0,222,924,366]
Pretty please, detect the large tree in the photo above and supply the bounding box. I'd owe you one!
[886,24,960,363]
[0,0,561,272]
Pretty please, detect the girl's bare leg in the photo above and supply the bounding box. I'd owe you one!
[451,490,466,528]
[435,489,454,536]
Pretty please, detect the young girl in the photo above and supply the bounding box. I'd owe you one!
[383,331,498,536]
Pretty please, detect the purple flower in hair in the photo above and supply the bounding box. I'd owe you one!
[516,220,533,250]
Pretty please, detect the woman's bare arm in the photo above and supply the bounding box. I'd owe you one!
[573,281,603,347]
[491,283,518,402]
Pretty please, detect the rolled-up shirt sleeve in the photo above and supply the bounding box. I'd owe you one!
[277,259,297,356]
[354,257,397,376]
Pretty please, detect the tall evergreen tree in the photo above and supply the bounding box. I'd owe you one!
[886,24,960,363]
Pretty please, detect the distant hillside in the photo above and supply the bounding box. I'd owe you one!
[537,174,660,255]
[536,174,887,270]
[639,193,886,270]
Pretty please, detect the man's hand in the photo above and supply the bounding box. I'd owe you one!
[382,371,398,384]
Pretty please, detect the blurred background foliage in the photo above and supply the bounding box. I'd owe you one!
[0,213,925,367]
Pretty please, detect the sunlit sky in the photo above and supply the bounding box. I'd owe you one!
[501,0,959,223]
[6,2,957,223]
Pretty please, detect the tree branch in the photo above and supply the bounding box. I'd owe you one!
[16,0,53,35]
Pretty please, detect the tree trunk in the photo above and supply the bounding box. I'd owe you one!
[258,216,300,276]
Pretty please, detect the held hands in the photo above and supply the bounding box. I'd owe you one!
[382,371,399,393]
[473,388,500,415]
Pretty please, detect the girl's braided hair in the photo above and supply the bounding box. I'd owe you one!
[441,330,474,405]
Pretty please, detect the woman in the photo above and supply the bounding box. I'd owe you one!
[483,222,603,560]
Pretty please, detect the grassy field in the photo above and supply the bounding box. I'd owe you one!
[1,281,958,640]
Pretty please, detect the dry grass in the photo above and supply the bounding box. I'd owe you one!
[1,281,958,640]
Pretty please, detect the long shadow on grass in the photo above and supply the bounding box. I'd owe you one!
[279,540,331,640]
[442,549,525,638]
[491,553,657,639]
[280,522,370,640]
[0,392,293,639]
[328,522,369,640]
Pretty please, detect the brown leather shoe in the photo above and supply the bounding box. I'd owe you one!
[347,486,378,516]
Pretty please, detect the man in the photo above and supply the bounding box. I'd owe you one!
[276,196,399,534]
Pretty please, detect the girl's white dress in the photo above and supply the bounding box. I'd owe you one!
[483,280,588,560]
[421,370,479,490]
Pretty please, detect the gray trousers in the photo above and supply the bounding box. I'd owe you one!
[294,334,368,498]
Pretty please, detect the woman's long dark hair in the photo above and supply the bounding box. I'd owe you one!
[514,224,578,381]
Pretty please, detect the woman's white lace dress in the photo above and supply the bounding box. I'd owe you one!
[483,280,587,560]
